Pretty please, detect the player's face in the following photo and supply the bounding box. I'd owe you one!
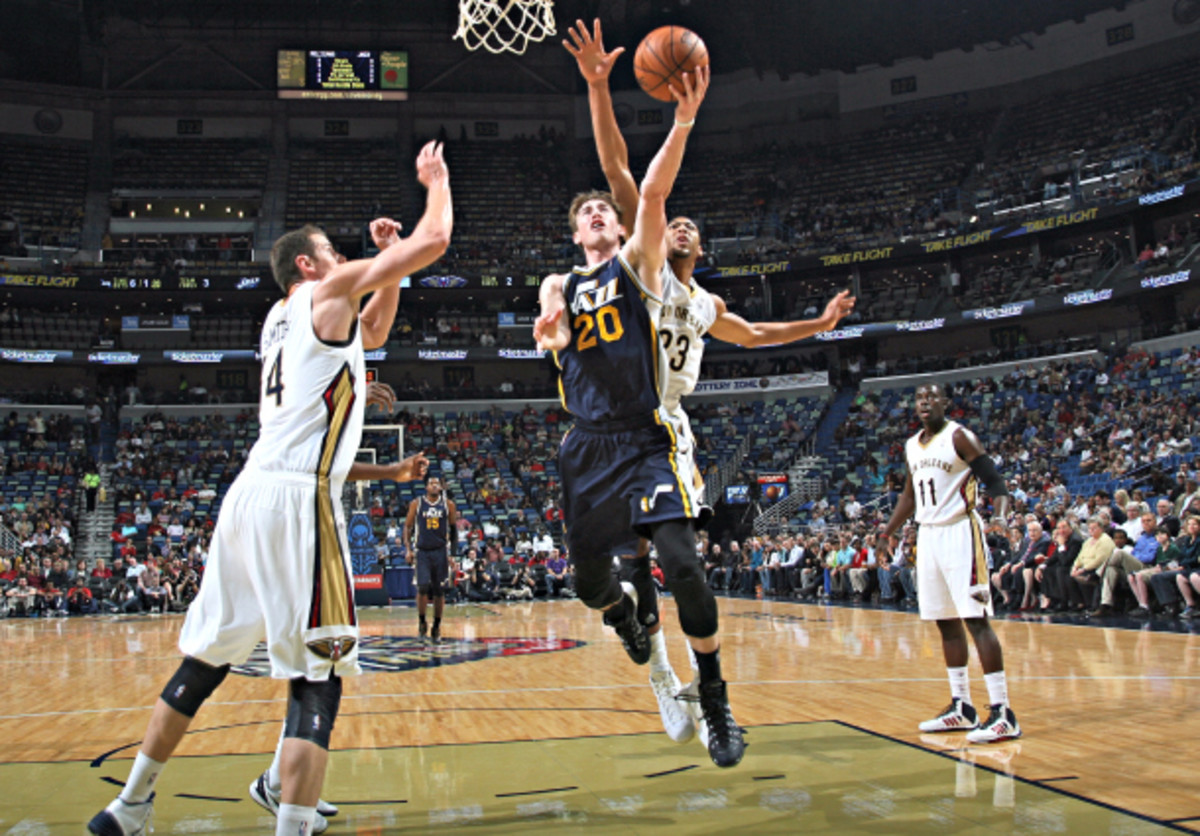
[667,217,702,260]
[914,385,947,425]
[308,234,341,279]
[573,199,623,248]
[426,478,442,497]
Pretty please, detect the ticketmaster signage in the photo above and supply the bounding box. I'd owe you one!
[691,372,829,394]
[0,348,71,363]
[962,300,1035,321]
[1141,269,1191,289]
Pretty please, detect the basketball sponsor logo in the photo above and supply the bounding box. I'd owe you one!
[238,636,584,677]
[306,636,358,662]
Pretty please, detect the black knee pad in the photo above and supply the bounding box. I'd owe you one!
[429,585,445,600]
[573,553,622,611]
[652,520,718,638]
[161,656,230,718]
[619,554,659,628]
[284,676,342,750]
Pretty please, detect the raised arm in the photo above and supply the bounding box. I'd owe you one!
[707,290,856,347]
[564,19,640,233]
[313,141,452,336]
[623,65,709,298]
[346,453,429,485]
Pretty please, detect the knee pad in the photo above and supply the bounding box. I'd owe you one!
[652,520,718,638]
[161,656,230,718]
[284,676,343,750]
[574,555,622,611]
[619,554,659,628]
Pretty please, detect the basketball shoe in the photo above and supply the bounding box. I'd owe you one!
[918,698,978,733]
[249,771,333,833]
[698,679,745,768]
[430,621,442,644]
[677,676,710,750]
[965,705,1021,743]
[649,667,695,743]
[603,582,650,665]
[87,794,154,836]
[418,617,428,643]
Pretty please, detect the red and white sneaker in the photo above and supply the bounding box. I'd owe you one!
[917,698,978,733]
[965,705,1021,743]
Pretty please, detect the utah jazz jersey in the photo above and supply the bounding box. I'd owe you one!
[246,280,366,489]
[555,253,664,424]
[904,420,978,525]
[647,268,719,412]
[415,496,448,551]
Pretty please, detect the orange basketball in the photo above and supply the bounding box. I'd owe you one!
[765,485,781,501]
[634,26,709,103]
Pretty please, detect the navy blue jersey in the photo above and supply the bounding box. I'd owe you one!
[554,254,663,424]
[415,496,449,551]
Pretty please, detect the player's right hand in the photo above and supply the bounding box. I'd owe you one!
[369,218,402,251]
[416,140,448,188]
[534,307,568,351]
[392,453,430,483]
[669,64,709,126]
[564,19,625,84]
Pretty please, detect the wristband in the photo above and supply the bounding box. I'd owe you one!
[675,117,695,129]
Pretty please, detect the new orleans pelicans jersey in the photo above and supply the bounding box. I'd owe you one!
[555,253,665,423]
[415,496,448,551]
[246,280,366,488]
[904,420,979,525]
[648,267,719,412]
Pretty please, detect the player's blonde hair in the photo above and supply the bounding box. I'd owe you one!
[567,190,623,232]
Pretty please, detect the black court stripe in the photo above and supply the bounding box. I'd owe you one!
[752,774,785,781]
[100,775,125,787]
[1165,816,1200,823]
[175,793,240,803]
[329,798,408,806]
[1034,776,1079,783]
[495,786,577,798]
[644,764,699,779]
[836,719,1195,834]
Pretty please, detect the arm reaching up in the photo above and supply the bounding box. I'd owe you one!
[708,290,856,347]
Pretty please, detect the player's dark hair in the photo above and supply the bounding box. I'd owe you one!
[567,190,623,232]
[270,224,323,294]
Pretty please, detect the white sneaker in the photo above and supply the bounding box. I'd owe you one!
[249,771,330,833]
[965,705,1021,743]
[650,668,695,743]
[918,698,978,733]
[87,794,155,835]
[677,676,709,750]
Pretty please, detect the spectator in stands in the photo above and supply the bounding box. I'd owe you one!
[545,547,571,597]
[1069,516,1114,611]
[6,576,38,616]
[138,559,169,613]
[1156,499,1181,538]
[67,576,96,615]
[1038,518,1083,612]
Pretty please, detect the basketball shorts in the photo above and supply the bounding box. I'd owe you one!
[178,469,361,680]
[915,513,992,621]
[659,405,711,527]
[558,416,701,556]
[416,547,449,589]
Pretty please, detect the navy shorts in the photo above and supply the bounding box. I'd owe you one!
[558,419,697,556]
[416,547,449,590]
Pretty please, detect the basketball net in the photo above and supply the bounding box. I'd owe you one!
[454,0,557,55]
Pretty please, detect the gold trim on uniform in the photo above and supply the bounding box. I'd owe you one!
[968,513,988,590]
[653,412,694,519]
[313,366,356,631]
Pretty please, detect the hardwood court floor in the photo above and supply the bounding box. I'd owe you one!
[2,595,1198,834]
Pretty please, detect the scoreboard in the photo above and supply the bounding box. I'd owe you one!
[277,50,408,100]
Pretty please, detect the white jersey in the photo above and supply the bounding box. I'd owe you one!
[246,280,366,488]
[904,419,979,525]
[648,267,719,412]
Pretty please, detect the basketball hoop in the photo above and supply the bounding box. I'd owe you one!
[454,0,557,56]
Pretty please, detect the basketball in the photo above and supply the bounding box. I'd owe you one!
[765,485,781,501]
[634,26,709,102]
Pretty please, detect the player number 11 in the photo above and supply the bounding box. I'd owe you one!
[917,477,937,508]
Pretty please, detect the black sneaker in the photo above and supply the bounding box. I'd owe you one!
[431,622,442,644]
[603,582,650,665]
[418,619,429,642]
[698,679,745,767]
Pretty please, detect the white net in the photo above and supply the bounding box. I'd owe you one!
[454,0,557,55]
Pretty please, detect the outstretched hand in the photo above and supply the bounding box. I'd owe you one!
[369,218,402,251]
[668,64,710,126]
[391,453,430,483]
[365,381,397,413]
[416,140,448,188]
[564,18,625,85]
[534,307,567,351]
[819,290,856,330]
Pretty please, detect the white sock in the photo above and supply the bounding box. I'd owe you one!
[984,670,1009,708]
[649,630,672,673]
[267,726,285,791]
[118,751,165,804]
[275,803,316,836]
[947,666,971,705]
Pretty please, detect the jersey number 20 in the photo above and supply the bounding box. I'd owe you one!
[574,307,624,351]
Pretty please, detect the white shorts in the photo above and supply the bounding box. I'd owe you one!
[658,406,707,519]
[915,513,992,621]
[178,469,361,680]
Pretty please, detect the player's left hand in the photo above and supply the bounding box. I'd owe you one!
[819,290,856,330]
[669,64,710,126]
[369,218,402,250]
[564,19,625,85]
[534,307,568,351]
[391,453,430,483]
[366,381,397,413]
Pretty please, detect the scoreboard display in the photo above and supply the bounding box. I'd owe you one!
[277,50,408,100]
